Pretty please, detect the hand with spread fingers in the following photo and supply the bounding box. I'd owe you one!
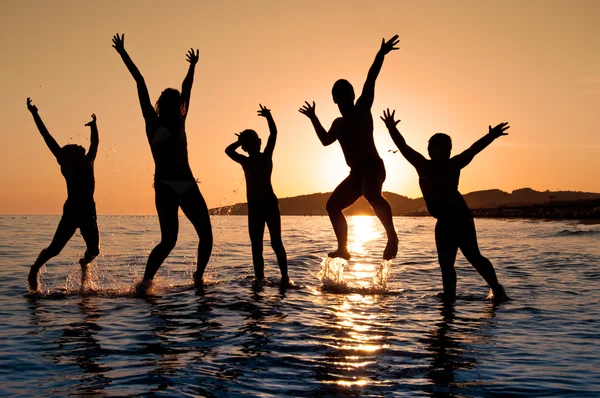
[186,48,199,66]
[112,33,125,54]
[489,122,510,138]
[380,108,401,129]
[298,101,316,119]
[379,34,400,55]
[257,104,271,118]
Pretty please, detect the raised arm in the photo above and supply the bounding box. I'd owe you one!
[225,138,249,164]
[84,114,99,162]
[357,35,399,111]
[112,33,156,123]
[181,48,199,120]
[258,104,278,157]
[27,98,61,160]
[298,101,338,146]
[452,122,510,168]
[381,109,427,168]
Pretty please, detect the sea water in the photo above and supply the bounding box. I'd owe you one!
[1,215,599,396]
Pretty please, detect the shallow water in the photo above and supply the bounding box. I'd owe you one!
[1,215,599,396]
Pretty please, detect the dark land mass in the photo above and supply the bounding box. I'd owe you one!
[209,188,600,220]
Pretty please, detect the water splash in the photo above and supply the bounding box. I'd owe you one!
[317,257,396,294]
[371,259,392,290]
[81,263,101,293]
[317,257,349,290]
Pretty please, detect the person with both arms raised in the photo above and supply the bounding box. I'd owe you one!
[381,108,509,302]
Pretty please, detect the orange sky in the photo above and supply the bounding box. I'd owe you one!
[1,1,599,214]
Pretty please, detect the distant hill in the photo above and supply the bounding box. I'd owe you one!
[209,188,600,216]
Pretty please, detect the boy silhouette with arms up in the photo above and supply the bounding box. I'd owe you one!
[299,35,400,261]
[225,105,293,288]
[26,98,100,293]
[381,108,509,302]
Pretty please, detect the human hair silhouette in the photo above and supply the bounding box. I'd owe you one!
[299,35,400,261]
[112,33,213,293]
[26,98,100,293]
[381,108,509,302]
[225,105,294,289]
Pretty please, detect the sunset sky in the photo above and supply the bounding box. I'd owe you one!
[1,1,599,214]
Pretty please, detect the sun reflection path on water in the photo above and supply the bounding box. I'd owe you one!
[322,293,393,389]
[314,216,398,390]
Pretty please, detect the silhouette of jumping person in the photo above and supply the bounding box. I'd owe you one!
[26,98,99,293]
[381,109,509,302]
[299,35,400,261]
[112,33,213,292]
[225,105,293,288]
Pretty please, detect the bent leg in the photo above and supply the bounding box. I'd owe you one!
[457,217,507,300]
[77,206,100,290]
[29,214,77,292]
[435,219,458,300]
[362,169,398,259]
[143,185,179,283]
[180,185,213,285]
[265,202,289,283]
[326,174,362,258]
[78,205,100,266]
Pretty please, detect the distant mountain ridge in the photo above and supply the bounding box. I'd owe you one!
[209,188,600,216]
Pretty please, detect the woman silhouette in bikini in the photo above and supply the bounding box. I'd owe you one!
[112,33,213,292]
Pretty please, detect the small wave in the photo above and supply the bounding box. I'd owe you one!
[236,275,303,290]
[320,285,404,295]
[24,281,227,299]
[25,287,137,299]
[556,229,600,237]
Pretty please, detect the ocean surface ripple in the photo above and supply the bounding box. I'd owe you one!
[1,215,599,396]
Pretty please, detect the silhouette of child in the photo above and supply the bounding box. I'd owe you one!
[26,98,99,293]
[381,108,509,302]
[299,35,400,261]
[225,105,292,288]
[112,33,213,293]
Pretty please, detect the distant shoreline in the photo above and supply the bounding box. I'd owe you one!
[4,188,600,220]
[209,188,600,221]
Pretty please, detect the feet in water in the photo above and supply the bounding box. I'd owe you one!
[78,255,96,292]
[437,291,457,303]
[486,285,510,303]
[383,237,399,260]
[280,278,299,289]
[252,277,269,291]
[27,266,40,294]
[80,264,91,292]
[192,271,208,289]
[328,248,351,260]
[78,254,96,267]
[135,279,153,296]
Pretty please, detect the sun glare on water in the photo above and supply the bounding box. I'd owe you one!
[325,294,391,388]
[317,215,392,291]
[347,216,385,288]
